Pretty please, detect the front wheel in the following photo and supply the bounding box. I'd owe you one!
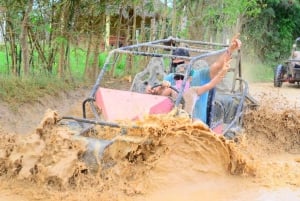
[274,64,285,87]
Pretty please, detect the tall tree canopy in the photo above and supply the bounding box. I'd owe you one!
[242,0,300,63]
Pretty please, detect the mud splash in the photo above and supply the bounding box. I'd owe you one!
[242,96,300,187]
[0,110,87,189]
[0,108,256,200]
[0,98,300,200]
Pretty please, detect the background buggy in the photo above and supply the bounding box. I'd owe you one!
[274,37,300,87]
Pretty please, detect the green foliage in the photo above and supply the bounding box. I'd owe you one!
[99,52,108,68]
[243,0,300,65]
[177,19,189,39]
[114,54,127,76]
[70,48,87,76]
[98,52,127,77]
[0,49,10,74]
[197,0,260,29]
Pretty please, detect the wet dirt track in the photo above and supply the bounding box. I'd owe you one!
[0,82,300,201]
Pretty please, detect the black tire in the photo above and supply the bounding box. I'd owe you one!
[274,64,284,87]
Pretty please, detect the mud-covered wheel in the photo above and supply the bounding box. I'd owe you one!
[274,64,284,87]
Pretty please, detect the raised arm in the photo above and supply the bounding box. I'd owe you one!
[195,59,231,95]
[182,59,230,117]
[209,33,242,79]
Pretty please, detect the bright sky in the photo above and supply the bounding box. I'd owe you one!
[160,0,173,7]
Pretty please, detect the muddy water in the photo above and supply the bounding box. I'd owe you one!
[0,83,300,201]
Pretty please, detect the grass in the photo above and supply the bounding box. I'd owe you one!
[0,74,85,111]
[242,58,274,83]
[69,48,87,76]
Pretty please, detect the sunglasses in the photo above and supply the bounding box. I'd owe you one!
[174,74,185,80]
[172,60,185,67]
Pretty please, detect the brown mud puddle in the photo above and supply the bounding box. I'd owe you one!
[0,82,300,201]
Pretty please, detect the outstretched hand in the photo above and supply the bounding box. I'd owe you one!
[218,59,231,78]
[162,80,171,87]
[228,33,242,53]
[145,80,171,95]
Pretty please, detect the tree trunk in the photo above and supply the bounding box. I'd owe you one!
[57,1,73,78]
[46,3,57,74]
[150,18,156,41]
[28,27,48,70]
[124,7,132,75]
[58,40,65,77]
[140,2,145,43]
[84,33,93,79]
[116,7,123,47]
[159,0,168,39]
[6,20,18,76]
[171,0,177,37]
[20,0,33,76]
[91,33,102,80]
[125,8,131,45]
[105,15,110,51]
[57,4,66,77]
[131,3,137,44]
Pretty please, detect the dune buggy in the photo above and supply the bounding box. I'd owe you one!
[60,36,257,143]
[274,37,300,87]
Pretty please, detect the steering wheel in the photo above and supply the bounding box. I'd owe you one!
[151,83,185,108]
[151,84,179,94]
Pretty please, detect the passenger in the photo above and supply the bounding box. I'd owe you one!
[183,60,230,116]
[146,34,242,122]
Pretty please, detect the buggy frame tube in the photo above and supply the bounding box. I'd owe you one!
[61,116,140,129]
[82,97,95,118]
[222,78,248,134]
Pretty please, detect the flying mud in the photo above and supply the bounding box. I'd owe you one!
[0,86,300,200]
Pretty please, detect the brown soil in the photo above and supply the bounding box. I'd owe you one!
[0,87,90,135]
[0,82,300,201]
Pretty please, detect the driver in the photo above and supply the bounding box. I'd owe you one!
[289,50,300,75]
[145,64,192,96]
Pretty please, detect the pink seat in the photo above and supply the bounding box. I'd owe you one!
[95,88,174,122]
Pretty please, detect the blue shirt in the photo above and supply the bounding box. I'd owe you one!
[164,67,211,123]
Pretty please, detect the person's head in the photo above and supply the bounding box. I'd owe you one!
[173,64,194,81]
[172,48,190,66]
[293,51,300,59]
[170,48,190,73]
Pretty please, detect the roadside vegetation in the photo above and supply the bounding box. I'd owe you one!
[0,75,80,110]
[0,0,299,108]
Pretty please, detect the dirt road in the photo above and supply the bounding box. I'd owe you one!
[249,82,300,107]
[0,82,300,201]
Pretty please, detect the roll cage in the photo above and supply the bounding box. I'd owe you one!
[62,37,258,138]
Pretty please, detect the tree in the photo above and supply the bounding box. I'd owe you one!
[242,0,300,64]
[20,0,33,75]
[179,0,259,42]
